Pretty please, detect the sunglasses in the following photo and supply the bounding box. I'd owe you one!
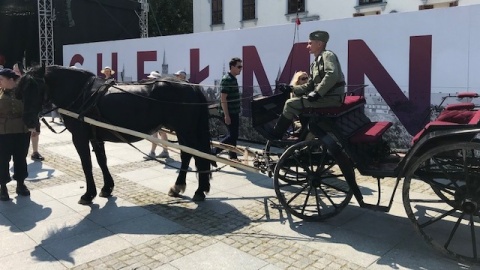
[236,65,243,68]
[299,76,308,80]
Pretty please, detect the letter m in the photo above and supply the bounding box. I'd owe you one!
[348,36,432,135]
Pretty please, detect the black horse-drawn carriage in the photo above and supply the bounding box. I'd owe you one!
[251,90,480,263]
[17,65,480,263]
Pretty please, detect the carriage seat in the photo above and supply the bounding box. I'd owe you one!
[411,109,480,144]
[445,102,475,111]
[349,121,392,144]
[302,96,366,117]
[457,92,479,98]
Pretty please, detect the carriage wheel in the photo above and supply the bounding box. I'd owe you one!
[274,140,353,221]
[403,142,480,263]
[208,115,229,141]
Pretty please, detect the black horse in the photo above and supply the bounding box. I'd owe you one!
[16,65,212,204]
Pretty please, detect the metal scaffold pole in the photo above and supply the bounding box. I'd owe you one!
[38,0,55,66]
[138,0,149,38]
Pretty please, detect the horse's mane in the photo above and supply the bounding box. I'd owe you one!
[25,65,95,78]
[47,65,95,77]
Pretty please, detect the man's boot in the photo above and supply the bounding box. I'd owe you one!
[265,115,292,140]
[0,185,9,201]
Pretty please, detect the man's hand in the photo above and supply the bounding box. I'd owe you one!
[278,83,292,94]
[307,91,320,102]
[224,115,231,125]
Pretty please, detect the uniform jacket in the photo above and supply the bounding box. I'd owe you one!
[292,50,345,104]
[0,89,28,134]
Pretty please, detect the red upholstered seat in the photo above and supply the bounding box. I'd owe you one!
[436,110,477,124]
[411,121,459,144]
[445,102,475,111]
[457,92,479,98]
[303,96,366,116]
[349,121,392,144]
[412,108,480,145]
[468,110,480,124]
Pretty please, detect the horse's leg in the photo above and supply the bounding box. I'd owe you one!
[91,140,114,197]
[172,132,211,202]
[168,149,192,197]
[72,135,97,205]
[192,155,211,202]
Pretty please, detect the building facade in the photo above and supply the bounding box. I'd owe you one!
[194,0,480,33]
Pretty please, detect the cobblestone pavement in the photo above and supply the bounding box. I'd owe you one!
[0,118,477,270]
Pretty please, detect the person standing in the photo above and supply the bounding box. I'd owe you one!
[266,30,345,140]
[174,70,188,82]
[143,71,171,159]
[213,57,242,160]
[0,68,31,201]
[101,66,115,80]
[13,62,45,161]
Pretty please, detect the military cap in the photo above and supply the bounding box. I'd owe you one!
[0,68,19,79]
[309,30,329,43]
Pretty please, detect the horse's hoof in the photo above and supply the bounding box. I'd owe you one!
[78,197,93,205]
[192,191,206,202]
[168,184,186,197]
[99,186,114,198]
[78,194,96,205]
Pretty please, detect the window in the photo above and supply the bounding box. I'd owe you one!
[242,0,256,20]
[288,0,305,14]
[358,0,383,5]
[353,10,381,17]
[450,1,459,7]
[419,4,434,10]
[211,0,223,25]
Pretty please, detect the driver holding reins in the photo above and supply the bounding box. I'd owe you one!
[265,30,346,140]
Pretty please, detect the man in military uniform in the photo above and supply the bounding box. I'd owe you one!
[266,30,345,140]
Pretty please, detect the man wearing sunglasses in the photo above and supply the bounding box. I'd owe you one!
[266,30,345,140]
[213,57,243,160]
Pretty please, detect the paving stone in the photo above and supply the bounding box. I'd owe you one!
[1,123,474,270]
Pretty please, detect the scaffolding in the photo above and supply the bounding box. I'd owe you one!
[37,1,148,65]
[38,0,55,66]
[138,0,149,38]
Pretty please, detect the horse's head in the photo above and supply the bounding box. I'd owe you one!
[16,66,47,129]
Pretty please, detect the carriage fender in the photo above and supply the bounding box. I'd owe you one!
[398,127,480,177]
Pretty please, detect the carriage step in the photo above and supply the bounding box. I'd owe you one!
[360,202,390,212]
[349,121,392,144]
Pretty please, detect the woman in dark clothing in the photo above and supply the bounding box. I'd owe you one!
[0,68,31,201]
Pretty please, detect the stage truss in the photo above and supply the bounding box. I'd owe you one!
[37,0,149,65]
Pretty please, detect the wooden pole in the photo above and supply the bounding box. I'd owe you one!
[57,108,260,173]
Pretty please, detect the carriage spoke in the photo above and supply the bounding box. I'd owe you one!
[319,185,339,209]
[444,212,465,251]
[418,208,457,229]
[300,185,313,216]
[313,186,322,216]
[286,183,309,205]
[470,214,478,259]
